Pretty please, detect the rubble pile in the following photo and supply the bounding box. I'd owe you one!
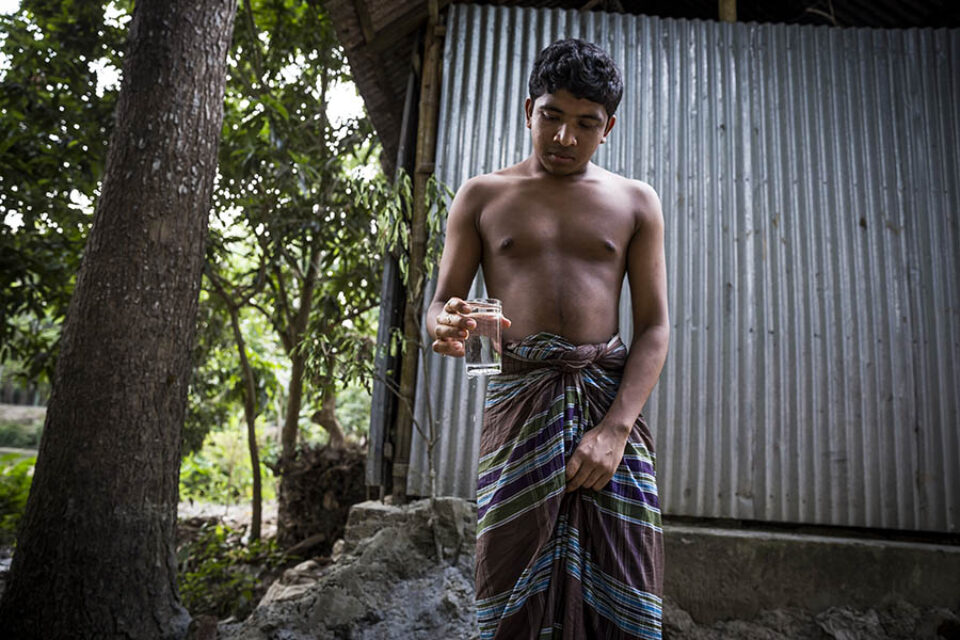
[219,497,478,640]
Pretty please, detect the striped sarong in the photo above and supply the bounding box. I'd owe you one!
[475,332,663,639]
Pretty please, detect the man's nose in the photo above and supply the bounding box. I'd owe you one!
[554,123,576,146]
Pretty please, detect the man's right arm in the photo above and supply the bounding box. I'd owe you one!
[425,178,485,356]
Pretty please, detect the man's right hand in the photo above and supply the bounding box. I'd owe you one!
[431,297,476,357]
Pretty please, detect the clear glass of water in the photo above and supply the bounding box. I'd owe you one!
[463,298,502,377]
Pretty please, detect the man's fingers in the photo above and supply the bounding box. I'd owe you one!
[565,451,582,480]
[435,311,476,332]
[565,453,588,493]
[566,467,591,493]
[443,297,472,315]
[432,338,465,357]
[434,320,471,342]
[585,469,610,491]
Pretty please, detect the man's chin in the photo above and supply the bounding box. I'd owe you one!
[540,153,586,175]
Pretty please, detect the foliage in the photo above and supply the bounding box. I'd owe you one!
[0,420,43,448]
[177,521,288,619]
[0,1,128,378]
[335,383,373,441]
[213,0,385,387]
[374,170,453,288]
[185,289,285,455]
[0,453,35,545]
[2,0,384,457]
[372,170,454,372]
[184,292,239,454]
[209,0,388,456]
[179,421,278,505]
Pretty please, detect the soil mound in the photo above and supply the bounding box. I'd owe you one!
[276,443,367,554]
[219,497,477,640]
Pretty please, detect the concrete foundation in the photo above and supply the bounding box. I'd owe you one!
[664,523,960,623]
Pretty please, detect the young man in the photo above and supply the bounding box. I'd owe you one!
[426,39,668,639]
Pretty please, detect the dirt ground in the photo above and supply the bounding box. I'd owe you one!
[0,404,45,425]
[178,499,280,540]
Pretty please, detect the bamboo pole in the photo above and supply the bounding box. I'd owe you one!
[719,0,736,22]
[391,11,444,502]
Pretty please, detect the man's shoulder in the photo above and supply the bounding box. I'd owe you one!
[455,164,525,201]
[594,166,658,196]
[592,167,661,219]
[627,178,661,215]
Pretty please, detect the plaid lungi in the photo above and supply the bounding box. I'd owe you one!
[475,332,663,639]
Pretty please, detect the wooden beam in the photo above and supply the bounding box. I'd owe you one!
[351,0,376,45]
[364,0,452,53]
[719,0,736,22]
[391,10,445,504]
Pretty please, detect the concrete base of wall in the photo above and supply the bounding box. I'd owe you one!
[664,523,960,623]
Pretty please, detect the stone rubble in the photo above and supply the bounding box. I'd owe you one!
[218,497,478,640]
[217,497,960,640]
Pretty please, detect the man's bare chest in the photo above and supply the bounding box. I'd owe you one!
[479,203,635,263]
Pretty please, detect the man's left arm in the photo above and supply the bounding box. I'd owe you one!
[564,182,669,492]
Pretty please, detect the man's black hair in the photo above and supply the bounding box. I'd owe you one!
[528,38,623,118]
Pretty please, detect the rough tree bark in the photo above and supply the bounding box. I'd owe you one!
[0,2,237,638]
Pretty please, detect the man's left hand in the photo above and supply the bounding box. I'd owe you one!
[564,421,631,492]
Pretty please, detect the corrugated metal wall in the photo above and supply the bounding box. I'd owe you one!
[405,4,960,533]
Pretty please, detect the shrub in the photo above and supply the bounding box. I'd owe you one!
[336,384,371,440]
[0,420,43,448]
[0,453,35,546]
[179,423,277,505]
[177,521,288,619]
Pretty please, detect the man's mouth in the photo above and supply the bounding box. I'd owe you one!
[547,151,575,162]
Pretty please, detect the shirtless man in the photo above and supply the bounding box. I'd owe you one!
[426,39,668,639]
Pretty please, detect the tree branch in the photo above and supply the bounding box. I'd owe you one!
[242,0,266,92]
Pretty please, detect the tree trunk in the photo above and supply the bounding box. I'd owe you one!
[281,351,306,462]
[227,303,262,542]
[278,238,322,464]
[277,349,305,541]
[0,2,236,638]
[312,382,346,449]
[276,238,321,538]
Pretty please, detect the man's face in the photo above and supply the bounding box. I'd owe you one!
[524,89,616,176]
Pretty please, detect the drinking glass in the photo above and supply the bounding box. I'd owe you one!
[463,298,501,377]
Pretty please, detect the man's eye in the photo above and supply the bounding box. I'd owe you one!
[541,113,558,121]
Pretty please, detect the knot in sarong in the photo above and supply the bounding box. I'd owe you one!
[501,332,624,376]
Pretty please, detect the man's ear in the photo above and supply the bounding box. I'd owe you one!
[601,114,617,142]
[524,97,533,128]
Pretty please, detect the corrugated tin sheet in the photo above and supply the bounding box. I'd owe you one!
[406,4,960,533]
[329,0,960,180]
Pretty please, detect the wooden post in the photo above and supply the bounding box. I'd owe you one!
[391,7,443,503]
[719,0,736,22]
